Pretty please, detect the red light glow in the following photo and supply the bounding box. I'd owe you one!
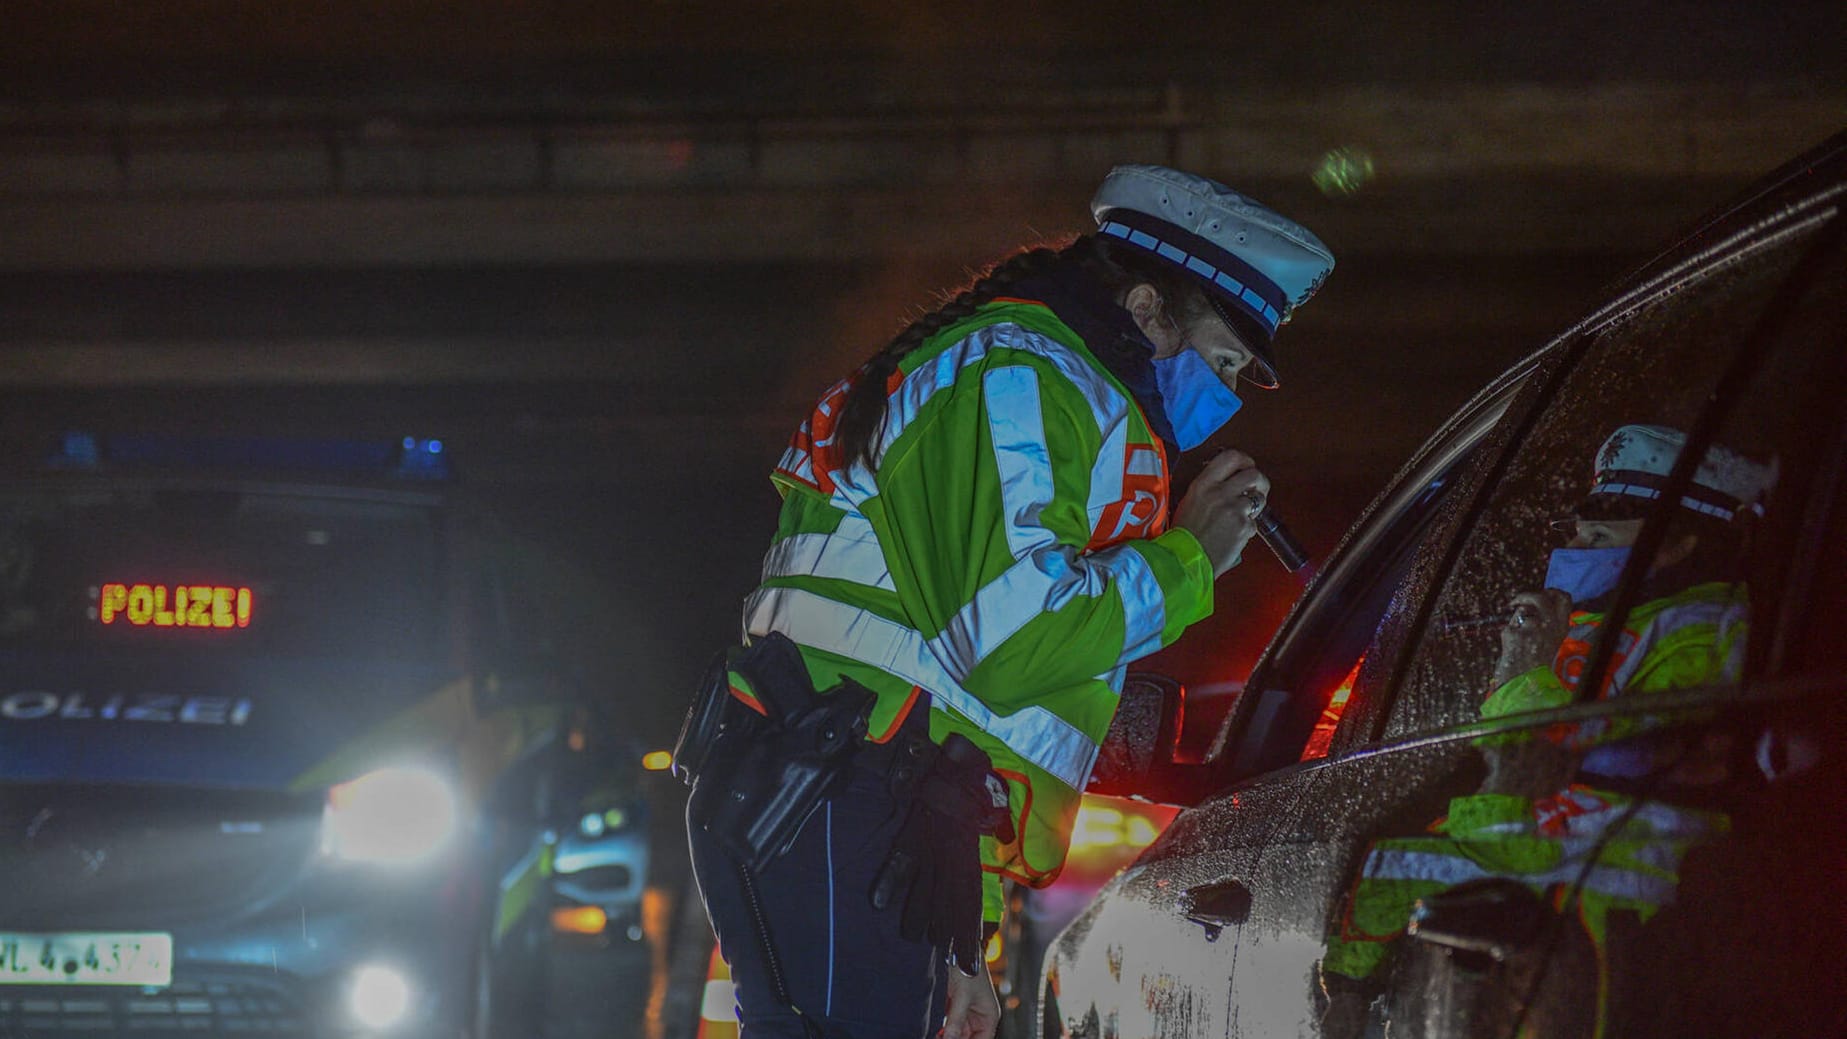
[97,583,253,629]
[1059,795,1181,883]
[1300,657,1363,762]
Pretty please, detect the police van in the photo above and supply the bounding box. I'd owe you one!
[0,430,627,1038]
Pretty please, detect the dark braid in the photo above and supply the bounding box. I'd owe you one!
[834,234,1218,471]
[835,245,1068,471]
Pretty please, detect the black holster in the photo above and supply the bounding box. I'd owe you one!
[682,633,876,874]
[1387,879,1600,1039]
[670,647,755,788]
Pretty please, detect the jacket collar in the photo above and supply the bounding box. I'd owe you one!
[1008,261,1178,454]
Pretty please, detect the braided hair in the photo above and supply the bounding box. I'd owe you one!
[834,234,1218,470]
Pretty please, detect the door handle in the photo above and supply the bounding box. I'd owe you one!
[1178,878,1251,941]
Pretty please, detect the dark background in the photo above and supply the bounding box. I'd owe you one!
[2,1,1843,746]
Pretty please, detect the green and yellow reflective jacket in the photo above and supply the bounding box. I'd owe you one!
[1480,580,1749,748]
[746,296,1216,922]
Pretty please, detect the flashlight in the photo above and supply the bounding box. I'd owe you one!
[1440,613,1516,634]
[1252,505,1310,572]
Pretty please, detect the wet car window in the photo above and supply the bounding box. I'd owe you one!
[1601,221,1847,1037]
[0,486,443,661]
[1383,223,1819,740]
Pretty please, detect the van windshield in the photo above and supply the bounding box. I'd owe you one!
[0,483,444,662]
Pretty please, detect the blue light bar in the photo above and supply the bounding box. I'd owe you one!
[394,438,450,480]
[46,431,101,469]
[45,432,455,482]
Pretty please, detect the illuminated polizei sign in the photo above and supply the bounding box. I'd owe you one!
[92,583,252,630]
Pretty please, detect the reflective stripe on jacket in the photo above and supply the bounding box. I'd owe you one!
[1322,785,1726,972]
[751,297,1215,921]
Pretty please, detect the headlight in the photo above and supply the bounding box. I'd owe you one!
[321,766,459,864]
[578,806,628,838]
[347,963,414,1029]
[578,812,606,838]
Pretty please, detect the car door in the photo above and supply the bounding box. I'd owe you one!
[1042,340,1545,1039]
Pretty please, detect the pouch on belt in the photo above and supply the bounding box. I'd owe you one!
[870,726,1015,976]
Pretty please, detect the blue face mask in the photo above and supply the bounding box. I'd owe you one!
[1152,347,1243,451]
[1543,546,1633,603]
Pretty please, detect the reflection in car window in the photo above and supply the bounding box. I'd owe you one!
[1316,211,1837,1038]
[1606,217,1847,1037]
[1298,657,1362,761]
[1387,228,1813,739]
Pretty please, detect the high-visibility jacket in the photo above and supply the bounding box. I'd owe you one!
[743,295,1216,922]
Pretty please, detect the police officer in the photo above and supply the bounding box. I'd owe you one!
[682,165,1335,1039]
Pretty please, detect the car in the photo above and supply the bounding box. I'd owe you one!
[0,430,633,1038]
[1044,128,1847,1039]
[548,735,653,946]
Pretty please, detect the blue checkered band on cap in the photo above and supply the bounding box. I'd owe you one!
[1097,212,1287,335]
[1588,475,1762,520]
[1589,424,1778,521]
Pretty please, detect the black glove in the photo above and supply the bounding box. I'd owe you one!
[869,733,1013,976]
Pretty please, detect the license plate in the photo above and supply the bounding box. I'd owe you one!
[0,932,173,987]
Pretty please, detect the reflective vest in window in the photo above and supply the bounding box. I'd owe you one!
[1480,581,1748,751]
[747,297,1215,922]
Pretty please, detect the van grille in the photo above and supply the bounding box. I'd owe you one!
[0,976,311,1036]
[0,784,320,929]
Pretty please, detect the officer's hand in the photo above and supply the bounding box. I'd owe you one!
[942,964,1000,1039]
[1492,589,1573,687]
[1173,449,1270,578]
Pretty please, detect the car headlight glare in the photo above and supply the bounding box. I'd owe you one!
[322,766,458,864]
[578,806,629,838]
[348,963,414,1029]
[578,812,606,838]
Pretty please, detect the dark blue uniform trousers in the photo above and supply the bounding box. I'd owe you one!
[688,766,948,1038]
